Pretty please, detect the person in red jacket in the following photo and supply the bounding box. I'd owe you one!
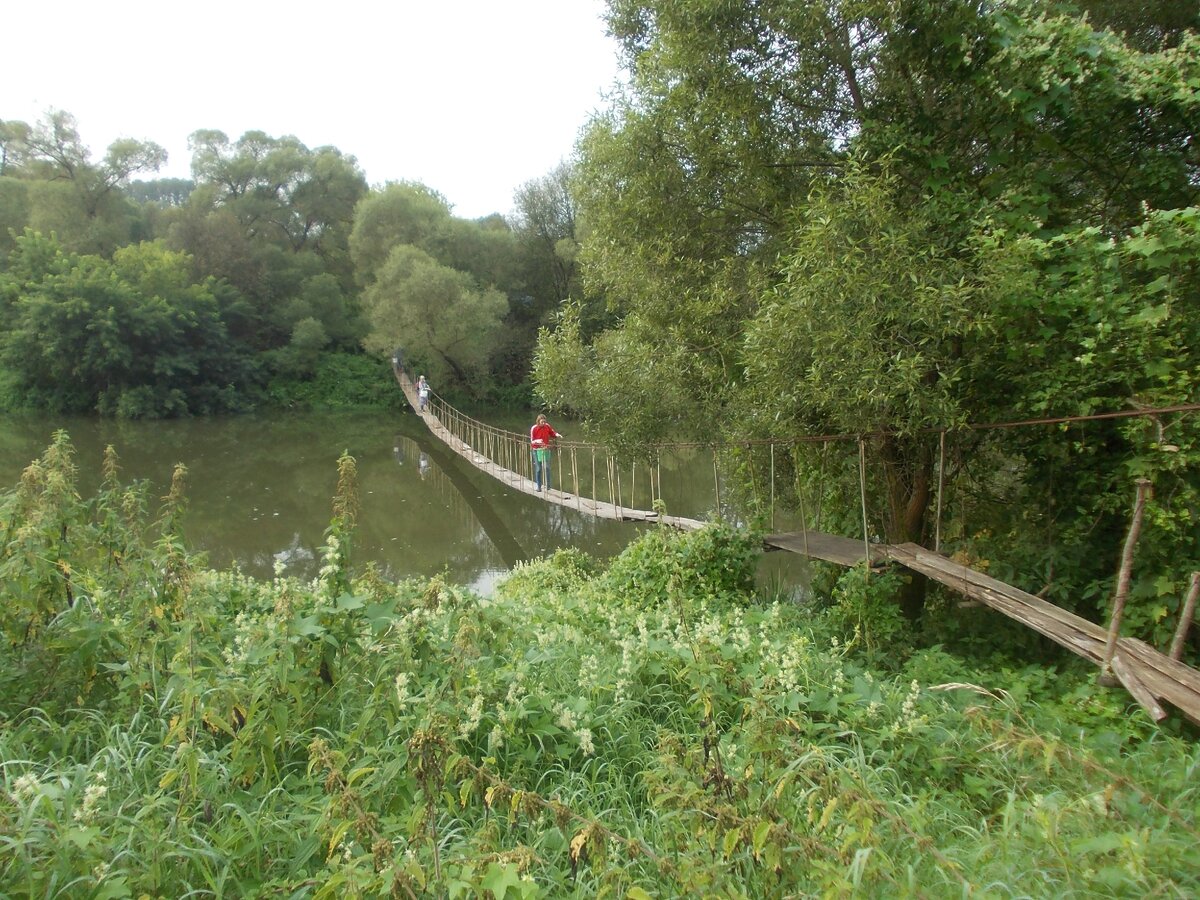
[529,414,561,492]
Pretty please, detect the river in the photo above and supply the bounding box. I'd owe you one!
[0,409,809,597]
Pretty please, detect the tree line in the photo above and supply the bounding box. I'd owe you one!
[0,112,583,416]
[531,0,1200,642]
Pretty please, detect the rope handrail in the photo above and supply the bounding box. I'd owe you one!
[414,373,1198,455]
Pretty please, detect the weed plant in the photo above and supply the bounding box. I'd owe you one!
[1,435,1198,897]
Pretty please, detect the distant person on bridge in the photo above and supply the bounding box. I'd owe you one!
[417,375,430,411]
[530,414,561,492]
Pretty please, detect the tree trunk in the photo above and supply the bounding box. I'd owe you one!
[879,435,935,619]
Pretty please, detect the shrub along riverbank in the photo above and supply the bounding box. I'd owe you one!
[1,435,1198,897]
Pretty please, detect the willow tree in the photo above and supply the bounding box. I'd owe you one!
[535,0,1200,621]
[359,245,506,388]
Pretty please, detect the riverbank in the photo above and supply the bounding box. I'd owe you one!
[2,439,1197,896]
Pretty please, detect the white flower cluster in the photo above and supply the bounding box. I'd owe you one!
[613,633,640,705]
[554,703,595,755]
[694,606,752,655]
[394,672,413,708]
[890,679,927,735]
[577,728,595,756]
[73,772,107,824]
[221,610,259,668]
[505,672,526,706]
[316,535,342,593]
[578,654,601,692]
[459,693,485,739]
[488,724,505,752]
[555,703,577,731]
[774,637,813,696]
[8,772,39,804]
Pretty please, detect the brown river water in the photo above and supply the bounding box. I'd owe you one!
[0,409,808,596]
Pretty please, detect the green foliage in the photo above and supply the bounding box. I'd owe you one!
[359,245,507,391]
[542,0,1200,630]
[264,351,406,410]
[820,565,915,662]
[601,522,760,608]
[0,232,254,417]
[1,439,1199,896]
[0,110,165,255]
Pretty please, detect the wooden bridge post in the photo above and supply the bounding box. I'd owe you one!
[858,438,870,571]
[935,430,946,554]
[1169,572,1200,662]
[571,448,580,510]
[657,453,663,509]
[713,450,721,521]
[797,471,810,559]
[1099,478,1153,681]
[770,444,776,531]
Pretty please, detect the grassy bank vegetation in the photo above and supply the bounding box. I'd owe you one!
[2,435,1198,897]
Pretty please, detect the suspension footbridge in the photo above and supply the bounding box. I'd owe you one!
[394,364,1200,726]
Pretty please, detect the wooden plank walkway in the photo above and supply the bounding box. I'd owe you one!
[396,366,1200,725]
[764,531,889,567]
[395,368,705,530]
[765,531,1200,725]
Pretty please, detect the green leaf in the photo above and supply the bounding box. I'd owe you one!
[292,614,324,637]
[479,862,523,898]
[335,592,365,611]
[722,826,742,858]
[95,877,132,900]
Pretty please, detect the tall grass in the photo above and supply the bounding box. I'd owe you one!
[1,437,1198,897]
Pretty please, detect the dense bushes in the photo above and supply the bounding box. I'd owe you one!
[2,438,1198,897]
[264,352,406,411]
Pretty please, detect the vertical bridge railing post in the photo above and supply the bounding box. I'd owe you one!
[1100,478,1153,681]
[858,438,870,571]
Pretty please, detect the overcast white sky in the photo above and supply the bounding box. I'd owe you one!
[6,0,625,219]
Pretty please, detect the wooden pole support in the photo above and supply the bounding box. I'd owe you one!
[935,430,946,554]
[769,444,776,531]
[859,438,871,570]
[713,450,721,521]
[1099,478,1153,681]
[1169,571,1200,662]
[1110,653,1169,722]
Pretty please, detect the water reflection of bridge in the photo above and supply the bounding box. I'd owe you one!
[395,431,526,567]
[394,364,1200,727]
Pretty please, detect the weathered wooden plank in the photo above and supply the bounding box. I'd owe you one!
[1110,654,1169,721]
[765,531,888,567]
[884,543,1200,724]
[888,544,1111,640]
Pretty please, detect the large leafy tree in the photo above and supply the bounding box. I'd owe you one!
[537,0,1200,623]
[166,130,369,353]
[351,183,531,386]
[359,245,506,387]
[0,111,166,255]
[0,233,250,416]
[512,162,582,314]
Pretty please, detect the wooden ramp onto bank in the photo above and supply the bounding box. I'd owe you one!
[765,531,1200,726]
[395,365,1200,725]
[395,367,704,531]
